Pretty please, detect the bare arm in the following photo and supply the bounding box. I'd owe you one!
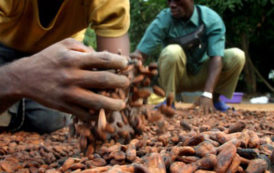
[96,33,130,55]
[194,56,222,114]
[0,38,129,121]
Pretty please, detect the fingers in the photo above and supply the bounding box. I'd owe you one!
[74,70,130,89]
[65,87,126,112]
[72,51,128,70]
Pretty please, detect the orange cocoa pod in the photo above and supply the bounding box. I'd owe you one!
[215,144,237,173]
[152,85,166,97]
[169,162,186,173]
[246,159,268,173]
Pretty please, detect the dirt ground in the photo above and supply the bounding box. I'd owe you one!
[176,102,274,111]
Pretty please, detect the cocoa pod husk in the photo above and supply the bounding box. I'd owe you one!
[246,159,268,173]
[215,144,237,173]
[152,86,166,97]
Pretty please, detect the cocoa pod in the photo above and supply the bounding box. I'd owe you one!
[228,121,246,133]
[194,141,216,157]
[226,154,241,173]
[246,159,268,173]
[152,86,166,97]
[145,153,166,173]
[215,144,237,173]
[169,162,186,173]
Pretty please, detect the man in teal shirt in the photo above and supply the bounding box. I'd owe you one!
[131,0,245,113]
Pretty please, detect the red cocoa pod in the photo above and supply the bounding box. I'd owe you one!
[195,154,217,170]
[160,105,176,117]
[152,85,166,97]
[183,134,204,146]
[132,75,145,84]
[137,89,151,99]
[170,162,186,173]
[166,92,174,106]
[194,141,217,157]
[228,121,246,133]
[247,130,260,148]
[226,154,241,173]
[215,144,237,173]
[145,153,166,173]
[246,159,268,173]
[61,157,76,171]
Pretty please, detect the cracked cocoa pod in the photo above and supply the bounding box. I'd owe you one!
[246,159,268,173]
[228,121,246,133]
[216,143,237,173]
[152,85,166,97]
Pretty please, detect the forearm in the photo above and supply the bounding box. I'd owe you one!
[96,33,130,55]
[0,62,23,113]
[204,56,223,93]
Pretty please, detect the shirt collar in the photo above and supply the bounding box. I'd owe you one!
[189,6,199,26]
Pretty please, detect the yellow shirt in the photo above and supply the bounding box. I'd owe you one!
[0,0,130,53]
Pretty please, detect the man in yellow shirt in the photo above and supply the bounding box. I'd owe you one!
[0,0,130,133]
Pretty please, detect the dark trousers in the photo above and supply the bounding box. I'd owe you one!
[0,43,71,133]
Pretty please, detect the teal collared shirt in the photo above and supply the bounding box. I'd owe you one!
[137,5,226,74]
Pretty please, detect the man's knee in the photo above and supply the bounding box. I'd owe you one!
[160,44,186,65]
[225,48,246,68]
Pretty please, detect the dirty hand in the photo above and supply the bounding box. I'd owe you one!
[9,38,130,121]
[192,96,215,114]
